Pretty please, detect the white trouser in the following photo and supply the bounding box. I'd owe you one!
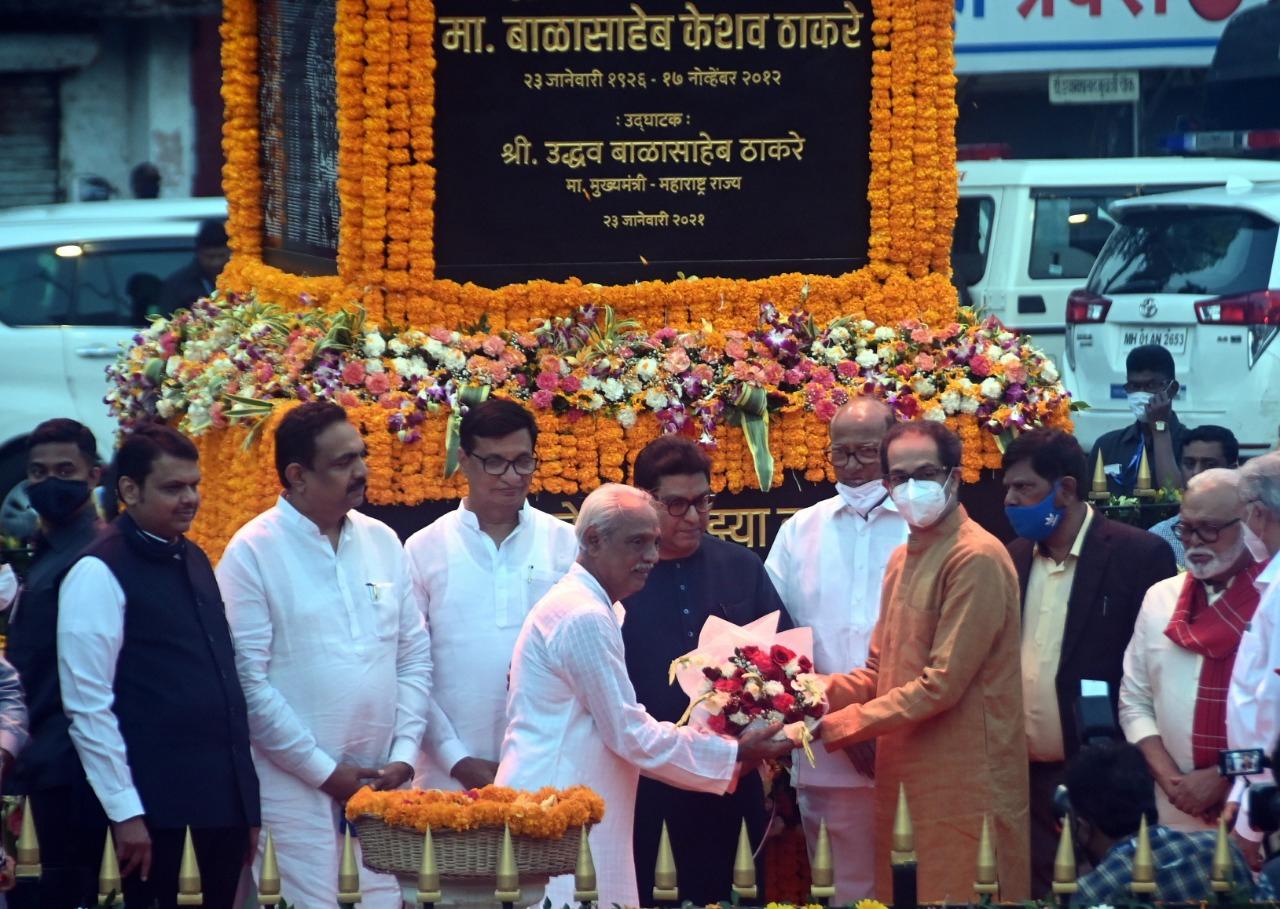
[797,785,876,903]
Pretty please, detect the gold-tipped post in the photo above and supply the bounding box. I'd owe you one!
[573,824,598,906]
[810,818,836,903]
[495,822,521,905]
[652,820,679,904]
[258,829,281,906]
[891,785,919,909]
[14,796,40,879]
[974,814,999,898]
[337,826,362,906]
[1130,815,1156,895]
[176,826,203,906]
[417,826,441,907]
[1089,450,1109,502]
[99,828,122,907]
[1134,448,1155,499]
[1051,818,1078,906]
[732,819,758,901]
[1211,815,1234,895]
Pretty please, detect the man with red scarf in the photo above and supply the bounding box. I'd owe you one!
[1119,468,1263,830]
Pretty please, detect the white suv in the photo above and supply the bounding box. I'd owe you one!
[0,198,227,538]
[1063,179,1280,455]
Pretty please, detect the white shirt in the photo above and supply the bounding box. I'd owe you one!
[497,563,739,908]
[1226,555,1280,840]
[764,484,907,788]
[404,500,576,787]
[57,555,145,820]
[1119,573,1210,832]
[216,497,433,787]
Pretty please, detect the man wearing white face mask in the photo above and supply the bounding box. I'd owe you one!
[1120,469,1261,832]
[765,397,907,902]
[1225,452,1280,860]
[819,420,1029,901]
[1088,344,1187,498]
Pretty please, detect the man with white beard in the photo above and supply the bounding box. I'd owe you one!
[1120,469,1264,831]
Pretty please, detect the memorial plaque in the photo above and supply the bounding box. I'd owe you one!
[258,0,341,275]
[433,0,874,287]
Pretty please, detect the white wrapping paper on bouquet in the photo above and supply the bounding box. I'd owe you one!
[668,610,828,766]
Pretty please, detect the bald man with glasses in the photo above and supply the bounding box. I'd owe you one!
[621,434,791,905]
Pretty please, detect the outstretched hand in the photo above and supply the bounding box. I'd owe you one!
[736,722,795,767]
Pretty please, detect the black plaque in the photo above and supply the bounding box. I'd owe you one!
[433,0,873,287]
[258,0,341,275]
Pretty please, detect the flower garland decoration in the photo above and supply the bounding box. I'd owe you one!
[345,785,605,838]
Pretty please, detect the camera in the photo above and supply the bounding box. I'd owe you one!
[1219,748,1280,834]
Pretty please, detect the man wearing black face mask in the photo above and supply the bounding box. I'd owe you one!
[6,419,108,909]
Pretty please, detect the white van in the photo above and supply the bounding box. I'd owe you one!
[954,158,1280,369]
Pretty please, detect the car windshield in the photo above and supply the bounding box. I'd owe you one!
[1089,208,1278,297]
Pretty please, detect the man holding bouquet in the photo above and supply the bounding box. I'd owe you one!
[498,483,794,908]
[622,435,790,903]
[820,421,1030,901]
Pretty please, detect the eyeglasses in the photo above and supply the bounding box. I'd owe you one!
[827,445,881,468]
[659,493,716,517]
[469,453,539,476]
[885,466,951,489]
[1173,517,1241,544]
[1123,378,1172,395]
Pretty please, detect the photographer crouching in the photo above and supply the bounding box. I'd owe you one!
[1063,740,1269,905]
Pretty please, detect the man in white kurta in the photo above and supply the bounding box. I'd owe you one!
[405,399,576,791]
[764,398,905,901]
[1225,452,1280,854]
[498,484,790,908]
[217,404,433,909]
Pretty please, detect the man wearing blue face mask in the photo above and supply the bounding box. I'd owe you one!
[1088,344,1188,498]
[6,419,108,909]
[1002,428,1177,897]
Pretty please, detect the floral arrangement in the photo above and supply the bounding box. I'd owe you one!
[344,785,604,839]
[108,292,1069,471]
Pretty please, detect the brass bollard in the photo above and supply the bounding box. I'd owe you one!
[98,829,122,907]
[258,829,281,906]
[1129,815,1156,896]
[1210,815,1234,896]
[1050,819,1078,907]
[890,785,918,909]
[573,824,598,906]
[652,820,678,904]
[337,826,362,906]
[417,826,441,907]
[1134,448,1155,499]
[810,818,836,903]
[732,819,757,902]
[176,826,203,906]
[494,823,521,905]
[973,814,998,899]
[14,796,41,879]
[1088,450,1109,502]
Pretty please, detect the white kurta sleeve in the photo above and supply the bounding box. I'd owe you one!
[406,549,469,773]
[389,555,433,767]
[1229,589,1280,840]
[1119,593,1161,744]
[763,518,794,610]
[550,609,738,793]
[57,557,144,822]
[217,540,338,788]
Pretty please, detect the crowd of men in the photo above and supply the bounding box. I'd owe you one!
[0,342,1279,908]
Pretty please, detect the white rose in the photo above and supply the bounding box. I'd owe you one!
[403,356,430,379]
[940,390,962,414]
[156,399,175,419]
[856,349,880,369]
[960,395,980,415]
[581,375,600,392]
[1042,361,1060,383]
[858,319,875,331]
[912,377,936,397]
[636,358,659,380]
[706,691,732,715]
[602,377,625,401]
[924,406,947,422]
[719,662,738,677]
[365,358,384,374]
[980,377,1004,400]
[165,356,182,377]
[763,680,785,696]
[823,345,848,365]
[443,349,467,371]
[388,338,410,356]
[829,326,850,343]
[392,356,412,377]
[617,406,637,428]
[999,351,1021,368]
[425,339,446,360]
[644,389,669,410]
[729,711,750,726]
[363,332,386,357]
[588,393,605,411]
[874,326,897,341]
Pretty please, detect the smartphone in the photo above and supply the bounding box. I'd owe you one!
[1219,748,1267,777]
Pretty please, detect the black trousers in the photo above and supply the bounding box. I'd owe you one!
[1029,760,1068,900]
[8,781,109,909]
[120,825,250,909]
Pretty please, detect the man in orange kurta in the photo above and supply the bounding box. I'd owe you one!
[821,421,1030,902]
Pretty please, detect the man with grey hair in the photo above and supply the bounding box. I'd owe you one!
[1121,469,1263,831]
[1227,452,1280,856]
[496,483,793,908]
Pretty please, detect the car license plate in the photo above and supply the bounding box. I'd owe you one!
[1120,328,1187,354]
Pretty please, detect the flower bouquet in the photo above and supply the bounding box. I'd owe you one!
[668,611,827,765]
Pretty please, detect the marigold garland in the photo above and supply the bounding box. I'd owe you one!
[345,785,605,838]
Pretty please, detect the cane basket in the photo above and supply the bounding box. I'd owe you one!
[353,816,585,879]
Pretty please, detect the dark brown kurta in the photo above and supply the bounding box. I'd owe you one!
[821,506,1030,902]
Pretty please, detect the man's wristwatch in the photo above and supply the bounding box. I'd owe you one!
[1153,420,1168,433]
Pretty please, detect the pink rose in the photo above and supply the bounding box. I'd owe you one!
[914,353,936,372]
[341,360,367,385]
[665,348,691,372]
[365,372,391,395]
[969,354,993,377]
[336,391,360,408]
[560,374,581,393]
[481,336,506,357]
[536,372,559,392]
[531,389,555,408]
